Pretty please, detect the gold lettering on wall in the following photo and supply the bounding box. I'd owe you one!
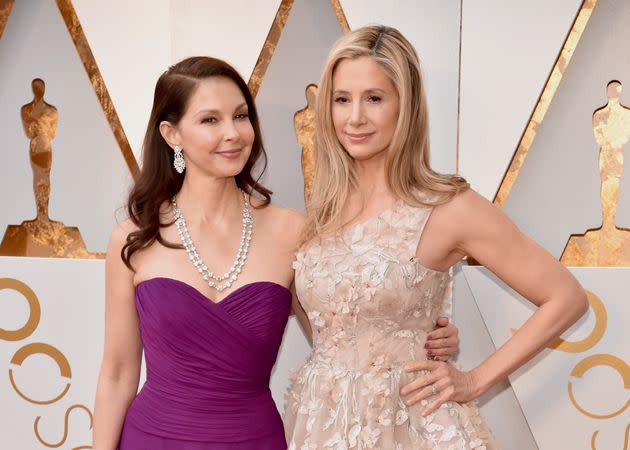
[34,404,93,449]
[9,342,72,405]
[0,278,40,341]
[295,84,318,202]
[561,80,630,265]
[0,78,103,259]
[591,423,630,450]
[568,353,630,419]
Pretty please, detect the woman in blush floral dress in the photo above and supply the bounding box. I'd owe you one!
[284,25,588,449]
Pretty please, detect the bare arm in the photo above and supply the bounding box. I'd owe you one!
[92,224,143,449]
[402,189,588,414]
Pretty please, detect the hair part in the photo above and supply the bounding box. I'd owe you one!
[121,56,271,269]
[303,25,469,243]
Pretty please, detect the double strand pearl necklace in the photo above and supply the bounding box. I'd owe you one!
[172,190,253,292]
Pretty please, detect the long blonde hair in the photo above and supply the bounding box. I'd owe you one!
[303,25,468,242]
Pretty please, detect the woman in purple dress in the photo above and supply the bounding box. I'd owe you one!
[92,56,460,449]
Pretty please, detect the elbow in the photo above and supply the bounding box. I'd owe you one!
[570,286,589,321]
[577,289,589,317]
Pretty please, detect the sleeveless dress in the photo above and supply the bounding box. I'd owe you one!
[118,277,291,449]
[284,199,499,449]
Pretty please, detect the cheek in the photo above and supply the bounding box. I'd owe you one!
[331,106,346,136]
[240,121,255,146]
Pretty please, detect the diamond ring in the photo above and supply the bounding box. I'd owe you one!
[431,384,438,396]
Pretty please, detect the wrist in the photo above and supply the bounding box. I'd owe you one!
[468,367,490,398]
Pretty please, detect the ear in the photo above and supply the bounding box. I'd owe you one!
[159,121,180,149]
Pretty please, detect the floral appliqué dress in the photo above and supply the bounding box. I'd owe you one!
[284,199,499,449]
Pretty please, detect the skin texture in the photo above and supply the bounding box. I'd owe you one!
[331,56,588,417]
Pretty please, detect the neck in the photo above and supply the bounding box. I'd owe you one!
[353,152,391,202]
[175,174,243,226]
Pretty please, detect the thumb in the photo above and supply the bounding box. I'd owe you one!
[436,316,450,327]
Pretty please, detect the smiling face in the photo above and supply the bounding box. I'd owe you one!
[331,56,400,162]
[162,76,255,179]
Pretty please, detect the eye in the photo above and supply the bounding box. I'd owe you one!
[201,117,218,124]
[234,112,249,120]
[334,96,349,104]
[367,95,381,103]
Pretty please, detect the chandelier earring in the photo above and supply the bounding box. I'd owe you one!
[173,145,186,174]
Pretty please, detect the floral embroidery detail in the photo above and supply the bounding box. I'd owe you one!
[285,198,499,449]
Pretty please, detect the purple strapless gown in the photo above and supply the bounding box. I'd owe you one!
[118,277,291,449]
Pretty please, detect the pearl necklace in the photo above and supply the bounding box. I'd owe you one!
[172,190,253,292]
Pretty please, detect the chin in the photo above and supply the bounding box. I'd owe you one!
[344,145,386,162]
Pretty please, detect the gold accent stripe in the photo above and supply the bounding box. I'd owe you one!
[330,0,350,33]
[56,0,139,179]
[248,0,294,98]
[0,0,13,40]
[493,0,597,207]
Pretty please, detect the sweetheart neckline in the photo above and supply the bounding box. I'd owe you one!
[135,277,291,306]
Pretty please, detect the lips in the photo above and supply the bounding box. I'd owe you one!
[215,148,242,159]
[345,132,375,143]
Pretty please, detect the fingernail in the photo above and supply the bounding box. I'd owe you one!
[424,342,429,348]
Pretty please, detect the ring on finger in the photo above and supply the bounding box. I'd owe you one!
[431,383,438,396]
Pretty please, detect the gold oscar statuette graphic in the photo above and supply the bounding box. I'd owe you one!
[561,80,630,265]
[0,78,102,259]
[295,84,318,202]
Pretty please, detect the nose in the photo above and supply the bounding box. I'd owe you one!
[223,119,240,142]
[349,101,366,127]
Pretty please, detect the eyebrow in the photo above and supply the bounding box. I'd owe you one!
[195,102,248,116]
[332,88,387,95]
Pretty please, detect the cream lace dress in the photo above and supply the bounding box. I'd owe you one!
[284,198,499,449]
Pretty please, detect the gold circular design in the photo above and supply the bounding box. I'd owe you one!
[568,354,630,419]
[0,278,41,341]
[9,342,72,405]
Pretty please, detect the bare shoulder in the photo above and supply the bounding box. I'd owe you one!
[107,219,139,257]
[259,204,306,248]
[264,204,306,232]
[434,188,507,231]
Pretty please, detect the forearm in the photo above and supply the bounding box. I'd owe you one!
[92,371,140,450]
[471,288,587,396]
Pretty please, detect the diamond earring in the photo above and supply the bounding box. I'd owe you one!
[173,145,185,174]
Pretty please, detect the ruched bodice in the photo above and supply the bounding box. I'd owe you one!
[120,277,291,448]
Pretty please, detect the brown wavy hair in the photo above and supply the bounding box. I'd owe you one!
[121,56,271,269]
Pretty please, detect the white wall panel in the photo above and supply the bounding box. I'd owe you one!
[459,0,582,199]
[171,0,282,81]
[73,0,171,157]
